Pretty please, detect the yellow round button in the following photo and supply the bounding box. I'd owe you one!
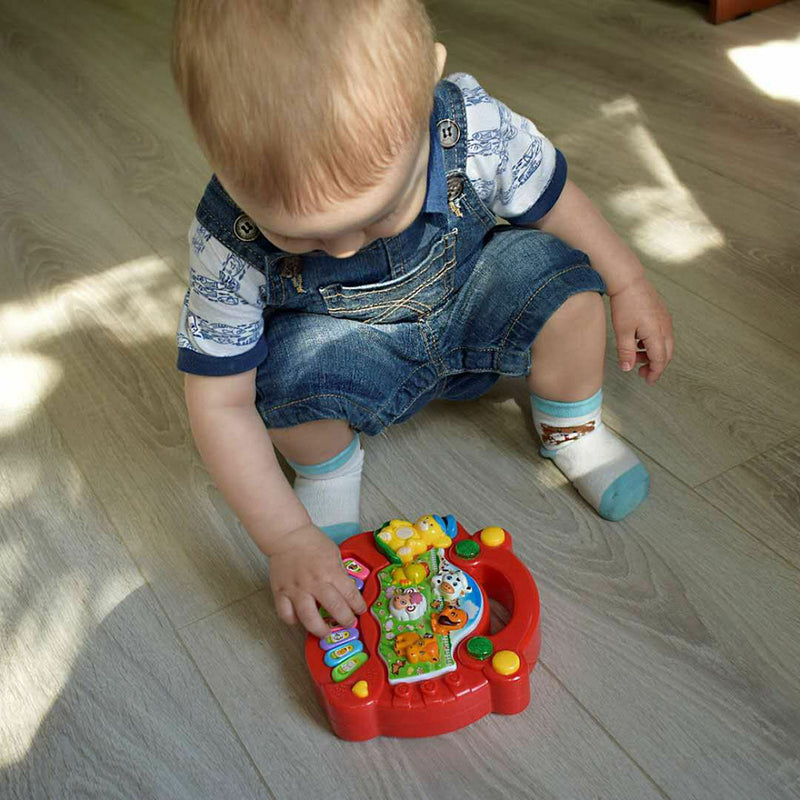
[492,650,520,676]
[351,680,369,698]
[480,526,506,547]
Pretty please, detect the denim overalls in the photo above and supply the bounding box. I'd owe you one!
[194,78,605,435]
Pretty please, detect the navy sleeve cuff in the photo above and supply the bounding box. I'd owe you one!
[507,148,568,226]
[177,336,268,376]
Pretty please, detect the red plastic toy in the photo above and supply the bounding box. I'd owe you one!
[304,514,541,740]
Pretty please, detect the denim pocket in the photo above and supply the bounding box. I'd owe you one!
[319,230,457,324]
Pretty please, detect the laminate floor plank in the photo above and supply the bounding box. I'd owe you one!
[697,435,800,569]
[0,0,206,254]
[359,398,800,800]
[3,0,800,797]
[558,125,800,354]
[599,269,800,486]
[438,0,800,351]
[0,175,270,630]
[0,400,271,800]
[180,589,669,800]
[437,0,800,209]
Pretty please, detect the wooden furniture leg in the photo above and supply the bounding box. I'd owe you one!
[709,0,789,24]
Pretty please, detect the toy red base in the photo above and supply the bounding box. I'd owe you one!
[304,519,541,740]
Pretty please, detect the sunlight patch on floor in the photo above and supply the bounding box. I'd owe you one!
[599,96,726,263]
[0,568,145,766]
[0,255,185,350]
[0,472,148,767]
[0,353,62,434]
[0,255,184,434]
[0,456,40,512]
[0,585,86,765]
[728,35,800,103]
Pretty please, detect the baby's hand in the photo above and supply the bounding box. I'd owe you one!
[610,276,674,385]
[267,523,367,637]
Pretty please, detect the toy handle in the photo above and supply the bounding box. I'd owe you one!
[483,555,540,658]
[452,540,541,665]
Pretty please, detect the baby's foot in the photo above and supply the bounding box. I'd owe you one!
[288,436,364,543]
[532,391,649,520]
[541,424,649,520]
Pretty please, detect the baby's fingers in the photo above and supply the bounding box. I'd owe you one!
[640,336,670,384]
[338,573,368,616]
[616,327,639,372]
[317,581,364,630]
[274,593,298,626]
[293,594,333,638]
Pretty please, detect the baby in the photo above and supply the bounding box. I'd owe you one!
[171,0,673,638]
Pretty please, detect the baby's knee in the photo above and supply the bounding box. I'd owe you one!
[556,290,604,322]
[541,291,605,339]
[268,418,353,465]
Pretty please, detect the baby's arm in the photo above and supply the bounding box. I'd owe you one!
[533,179,674,383]
[184,369,366,635]
[534,178,645,295]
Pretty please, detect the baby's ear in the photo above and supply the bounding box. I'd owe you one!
[434,42,448,79]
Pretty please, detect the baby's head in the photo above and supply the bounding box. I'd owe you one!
[172,0,447,258]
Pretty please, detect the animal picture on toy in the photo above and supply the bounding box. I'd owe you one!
[370,517,483,683]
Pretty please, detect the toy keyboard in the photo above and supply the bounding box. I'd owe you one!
[304,514,541,740]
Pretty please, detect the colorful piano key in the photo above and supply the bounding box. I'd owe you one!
[318,626,360,651]
[331,652,369,682]
[343,557,371,581]
[323,640,365,667]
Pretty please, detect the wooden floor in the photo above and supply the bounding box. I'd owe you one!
[2,0,799,797]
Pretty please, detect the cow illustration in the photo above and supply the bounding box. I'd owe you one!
[431,567,471,607]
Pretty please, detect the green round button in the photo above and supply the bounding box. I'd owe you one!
[455,539,481,559]
[466,636,493,660]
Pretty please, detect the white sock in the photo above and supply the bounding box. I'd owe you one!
[531,389,649,521]
[287,435,364,544]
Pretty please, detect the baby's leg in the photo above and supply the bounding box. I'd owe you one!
[528,291,605,401]
[269,420,363,543]
[527,291,649,520]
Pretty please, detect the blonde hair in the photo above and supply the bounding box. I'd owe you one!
[172,0,438,216]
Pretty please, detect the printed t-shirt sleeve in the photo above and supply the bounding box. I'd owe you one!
[447,72,568,225]
[176,218,268,376]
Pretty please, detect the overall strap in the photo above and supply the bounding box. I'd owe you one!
[193,79,470,270]
[433,78,469,177]
[194,176,279,271]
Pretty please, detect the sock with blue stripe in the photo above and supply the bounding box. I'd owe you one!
[531,389,649,521]
[287,435,364,544]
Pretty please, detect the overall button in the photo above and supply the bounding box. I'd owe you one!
[446,174,464,203]
[278,255,302,278]
[233,213,259,242]
[437,118,460,148]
